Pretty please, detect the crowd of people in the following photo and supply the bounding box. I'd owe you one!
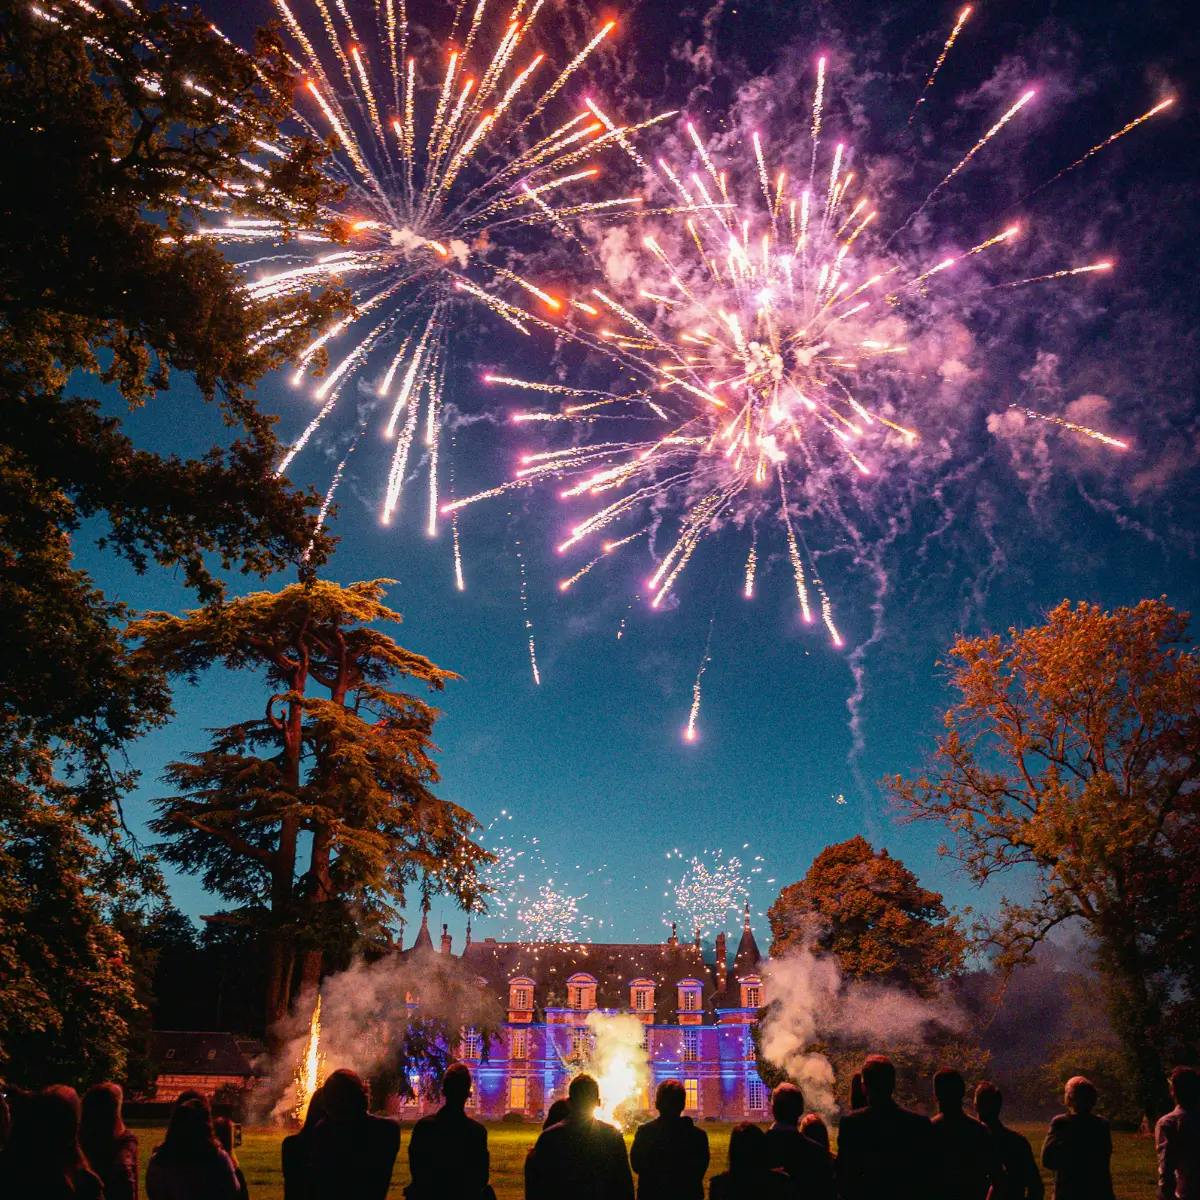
[0,1057,1197,1199]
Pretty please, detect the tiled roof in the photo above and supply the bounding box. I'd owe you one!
[460,939,718,1022]
[149,1031,258,1078]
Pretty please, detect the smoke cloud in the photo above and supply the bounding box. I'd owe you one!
[584,1011,652,1121]
[758,949,967,1117]
[260,947,501,1121]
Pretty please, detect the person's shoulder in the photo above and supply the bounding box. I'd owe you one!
[897,1105,933,1128]
[367,1112,402,1145]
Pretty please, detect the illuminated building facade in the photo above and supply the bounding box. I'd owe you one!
[400,904,769,1121]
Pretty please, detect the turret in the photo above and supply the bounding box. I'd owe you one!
[441,923,453,955]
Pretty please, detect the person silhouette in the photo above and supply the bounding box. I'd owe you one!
[308,1068,401,1200]
[930,1069,1001,1200]
[1041,1076,1115,1200]
[80,1082,138,1200]
[406,1062,491,1200]
[629,1079,709,1200]
[0,1085,104,1200]
[146,1094,241,1200]
[524,1100,572,1197]
[763,1083,835,1199]
[707,1123,791,1200]
[973,1082,1043,1200]
[282,1083,326,1200]
[525,1073,633,1200]
[1156,1065,1200,1200]
[836,1054,935,1200]
[800,1112,832,1154]
[214,1116,249,1198]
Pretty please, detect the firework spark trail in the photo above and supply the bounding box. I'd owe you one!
[1009,404,1129,449]
[909,6,972,124]
[514,537,541,685]
[207,0,667,540]
[988,261,1113,289]
[683,614,715,742]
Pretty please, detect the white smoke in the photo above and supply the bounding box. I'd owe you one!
[584,1011,652,1124]
[260,947,501,1121]
[757,949,967,1118]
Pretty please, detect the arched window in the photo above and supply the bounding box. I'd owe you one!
[677,979,703,1013]
[629,978,655,1013]
[566,973,598,1011]
[740,975,762,1009]
[508,977,535,1012]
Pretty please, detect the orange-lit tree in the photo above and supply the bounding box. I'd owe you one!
[890,599,1200,1120]
[132,580,490,1050]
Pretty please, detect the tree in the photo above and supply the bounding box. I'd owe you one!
[768,836,967,995]
[130,580,490,1048]
[889,599,1200,1120]
[0,0,347,1085]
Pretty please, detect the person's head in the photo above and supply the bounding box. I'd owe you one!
[80,1083,125,1149]
[543,1098,571,1129]
[727,1122,768,1173]
[24,1086,87,1174]
[442,1062,472,1107]
[300,1085,327,1132]
[1064,1076,1098,1115]
[322,1069,369,1121]
[974,1081,1003,1123]
[850,1072,867,1111]
[800,1112,829,1151]
[656,1079,686,1119]
[771,1082,805,1126]
[212,1116,237,1160]
[161,1097,218,1162]
[1169,1066,1200,1111]
[933,1069,966,1112]
[568,1074,600,1120]
[861,1056,897,1105]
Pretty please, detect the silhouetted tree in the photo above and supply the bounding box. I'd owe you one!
[890,599,1200,1120]
[132,580,490,1048]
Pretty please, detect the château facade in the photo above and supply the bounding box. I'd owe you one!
[399,905,770,1122]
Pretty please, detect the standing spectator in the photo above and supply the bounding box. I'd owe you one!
[525,1073,633,1200]
[81,1082,139,1200]
[800,1113,831,1155]
[930,1069,1002,1200]
[836,1054,935,1200]
[214,1116,249,1198]
[1156,1066,1200,1200]
[0,1085,103,1200]
[630,1079,709,1200]
[763,1083,835,1199]
[406,1063,491,1199]
[1041,1076,1115,1200]
[146,1095,240,1200]
[525,1100,571,1197]
[308,1069,400,1200]
[708,1123,791,1200]
[281,1084,326,1200]
[974,1082,1043,1200]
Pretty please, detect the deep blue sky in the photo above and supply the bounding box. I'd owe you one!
[81,0,1199,948]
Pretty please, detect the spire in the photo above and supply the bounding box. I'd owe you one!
[464,917,472,950]
[733,903,760,975]
[412,907,433,953]
[440,922,453,955]
[668,921,678,947]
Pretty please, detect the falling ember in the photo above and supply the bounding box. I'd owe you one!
[1009,404,1129,450]
[515,539,541,686]
[293,994,326,1123]
[910,6,973,122]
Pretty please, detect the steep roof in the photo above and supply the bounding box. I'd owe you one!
[149,1032,258,1078]
[732,902,762,978]
[411,909,434,953]
[460,939,716,1023]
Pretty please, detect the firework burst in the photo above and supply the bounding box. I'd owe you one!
[666,849,751,937]
[204,0,675,553]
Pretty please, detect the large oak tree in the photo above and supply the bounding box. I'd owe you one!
[889,599,1200,1119]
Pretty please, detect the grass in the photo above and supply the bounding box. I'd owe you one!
[131,1118,1159,1199]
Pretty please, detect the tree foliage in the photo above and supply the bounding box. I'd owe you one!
[131,580,491,1046]
[889,599,1200,1119]
[767,835,967,996]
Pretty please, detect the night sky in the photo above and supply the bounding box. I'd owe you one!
[81,0,1199,947]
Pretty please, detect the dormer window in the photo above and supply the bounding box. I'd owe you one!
[567,973,598,1011]
[509,977,534,1011]
[630,979,655,1013]
[740,975,762,1009]
[678,979,702,1013]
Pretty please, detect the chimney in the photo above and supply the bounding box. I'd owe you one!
[440,923,452,955]
[668,921,678,947]
[694,928,701,951]
[715,931,728,992]
[463,918,472,951]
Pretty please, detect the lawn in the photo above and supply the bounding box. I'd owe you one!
[131,1119,1159,1199]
